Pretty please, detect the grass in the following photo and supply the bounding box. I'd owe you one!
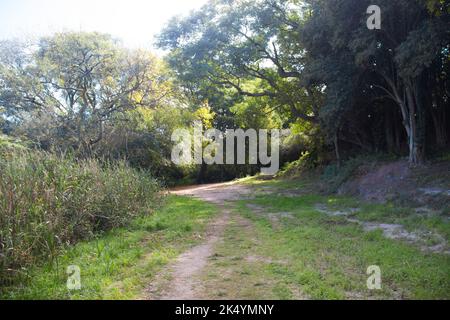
[0,195,217,299]
[311,195,450,242]
[0,134,28,149]
[203,176,449,299]
[198,213,301,300]
[239,175,449,242]
[2,174,448,300]
[230,194,450,299]
[0,148,161,284]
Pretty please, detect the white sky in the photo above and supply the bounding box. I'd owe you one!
[0,0,208,50]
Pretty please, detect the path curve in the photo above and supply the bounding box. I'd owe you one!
[146,182,251,300]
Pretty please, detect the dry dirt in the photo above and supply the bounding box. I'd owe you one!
[170,182,254,204]
[145,169,449,299]
[145,182,252,300]
[338,160,450,207]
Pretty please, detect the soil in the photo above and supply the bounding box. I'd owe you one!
[338,160,450,208]
[145,182,252,300]
[145,164,450,299]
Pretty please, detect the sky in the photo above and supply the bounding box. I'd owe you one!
[0,0,208,50]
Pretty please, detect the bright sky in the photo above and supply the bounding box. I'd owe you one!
[0,0,208,50]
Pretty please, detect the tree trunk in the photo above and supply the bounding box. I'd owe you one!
[334,132,341,168]
[405,79,426,165]
[378,74,426,166]
[197,160,207,184]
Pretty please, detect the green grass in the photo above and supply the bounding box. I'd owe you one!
[241,175,449,247]
[3,177,448,300]
[232,194,450,299]
[309,196,450,242]
[218,177,449,299]
[0,195,217,300]
[198,213,303,300]
[0,148,161,282]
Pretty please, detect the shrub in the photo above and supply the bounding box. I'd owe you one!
[0,147,161,285]
[278,151,316,178]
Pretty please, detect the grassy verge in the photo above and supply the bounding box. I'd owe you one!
[231,194,449,299]
[0,148,161,283]
[322,197,450,243]
[0,195,217,299]
[238,175,449,242]
[198,213,306,299]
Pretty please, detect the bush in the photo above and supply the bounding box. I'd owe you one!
[0,147,161,284]
[278,151,316,178]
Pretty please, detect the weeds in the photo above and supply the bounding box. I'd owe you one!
[0,147,161,286]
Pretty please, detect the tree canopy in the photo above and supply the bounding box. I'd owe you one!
[158,0,449,166]
[0,32,174,154]
[0,1,449,184]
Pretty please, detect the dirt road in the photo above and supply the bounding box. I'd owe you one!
[146,182,253,300]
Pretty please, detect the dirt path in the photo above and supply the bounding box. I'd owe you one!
[144,180,450,300]
[146,182,252,300]
[170,182,253,204]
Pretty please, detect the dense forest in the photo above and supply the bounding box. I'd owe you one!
[0,0,449,299]
[1,0,449,183]
[156,0,449,168]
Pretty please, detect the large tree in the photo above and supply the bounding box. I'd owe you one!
[157,0,322,126]
[301,0,449,164]
[0,32,172,154]
[158,0,449,165]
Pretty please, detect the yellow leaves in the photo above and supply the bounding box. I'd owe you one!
[131,91,144,104]
[128,106,154,131]
[194,102,215,129]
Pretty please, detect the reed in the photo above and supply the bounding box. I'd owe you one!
[0,146,161,285]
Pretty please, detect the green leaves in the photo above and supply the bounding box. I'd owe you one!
[157,0,320,126]
[0,32,175,155]
[395,19,449,79]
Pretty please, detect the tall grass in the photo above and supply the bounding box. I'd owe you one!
[0,147,161,285]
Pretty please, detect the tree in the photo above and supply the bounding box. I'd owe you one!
[301,0,450,164]
[0,32,172,155]
[157,0,322,126]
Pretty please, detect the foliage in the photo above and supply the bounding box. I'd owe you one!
[278,151,315,177]
[1,196,216,299]
[0,147,161,285]
[0,134,27,150]
[158,0,450,166]
[0,32,174,155]
[303,0,449,164]
[157,0,321,127]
